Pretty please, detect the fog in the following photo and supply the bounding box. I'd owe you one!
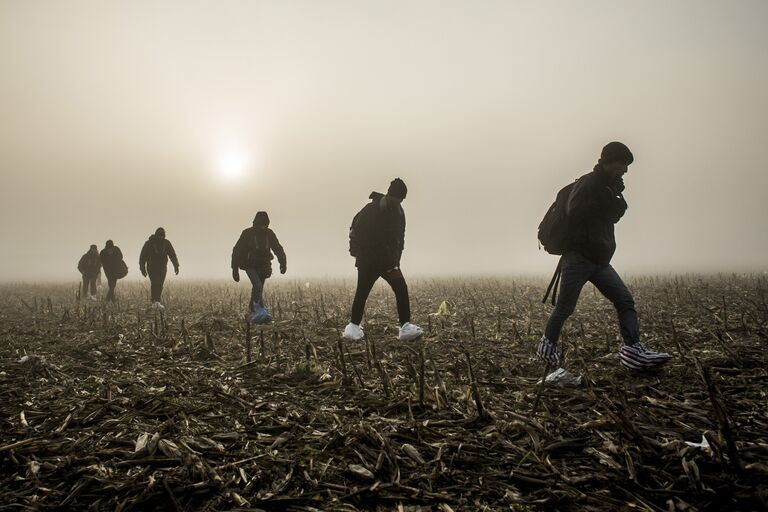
[1,0,767,281]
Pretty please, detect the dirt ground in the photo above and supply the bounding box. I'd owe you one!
[1,275,767,511]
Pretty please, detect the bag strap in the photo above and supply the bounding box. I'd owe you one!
[542,256,563,305]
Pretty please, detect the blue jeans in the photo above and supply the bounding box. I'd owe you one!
[544,252,639,346]
[245,269,268,312]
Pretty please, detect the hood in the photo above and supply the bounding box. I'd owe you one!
[369,191,384,201]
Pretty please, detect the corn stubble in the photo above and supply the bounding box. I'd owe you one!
[1,275,767,510]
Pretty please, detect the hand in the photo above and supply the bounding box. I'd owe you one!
[140,268,147,277]
[280,264,287,275]
[232,268,240,282]
[611,177,625,194]
[174,266,179,275]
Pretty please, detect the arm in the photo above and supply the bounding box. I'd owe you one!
[231,231,246,270]
[166,241,179,272]
[566,177,622,224]
[77,255,86,273]
[269,230,287,273]
[139,243,148,275]
[116,247,123,260]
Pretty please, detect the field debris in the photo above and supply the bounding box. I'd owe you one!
[1,275,767,510]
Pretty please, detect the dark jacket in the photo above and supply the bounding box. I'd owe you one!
[100,246,124,278]
[566,169,627,265]
[231,227,286,276]
[349,192,406,270]
[139,235,179,274]
[78,250,102,277]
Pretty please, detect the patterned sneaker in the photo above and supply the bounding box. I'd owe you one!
[619,344,672,371]
[398,322,424,341]
[535,335,560,367]
[342,322,364,342]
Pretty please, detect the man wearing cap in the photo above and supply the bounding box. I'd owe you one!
[139,227,179,310]
[231,211,287,324]
[536,142,672,371]
[78,244,102,301]
[343,178,423,342]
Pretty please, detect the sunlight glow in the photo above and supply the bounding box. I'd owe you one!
[215,150,249,182]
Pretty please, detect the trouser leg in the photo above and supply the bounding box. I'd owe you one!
[590,264,640,346]
[245,269,266,311]
[350,267,380,325]
[82,276,89,297]
[149,269,166,302]
[88,276,97,296]
[107,277,116,301]
[381,269,411,325]
[544,253,593,343]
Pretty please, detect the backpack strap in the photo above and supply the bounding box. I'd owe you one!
[542,256,563,305]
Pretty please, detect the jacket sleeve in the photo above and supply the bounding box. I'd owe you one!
[394,208,405,266]
[77,254,86,273]
[139,242,148,272]
[232,231,246,269]
[269,230,287,267]
[166,240,179,269]
[567,177,625,225]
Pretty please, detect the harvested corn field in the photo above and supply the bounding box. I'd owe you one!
[1,276,767,511]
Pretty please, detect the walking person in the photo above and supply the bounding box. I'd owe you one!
[77,245,101,301]
[536,141,671,371]
[231,211,287,324]
[99,240,127,302]
[139,227,179,309]
[343,178,423,342]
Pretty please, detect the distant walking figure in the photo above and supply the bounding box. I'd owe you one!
[100,240,127,302]
[231,211,287,324]
[139,227,179,310]
[78,245,101,301]
[536,142,671,371]
[343,178,423,342]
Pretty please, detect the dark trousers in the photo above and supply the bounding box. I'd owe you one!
[545,252,639,346]
[82,274,97,297]
[245,269,269,311]
[106,275,117,302]
[148,268,167,303]
[351,267,411,326]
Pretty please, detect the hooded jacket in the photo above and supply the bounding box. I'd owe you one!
[349,192,406,270]
[100,246,125,278]
[231,227,286,276]
[139,235,179,274]
[566,169,627,265]
[78,250,102,277]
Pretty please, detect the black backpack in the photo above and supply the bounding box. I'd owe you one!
[538,179,578,305]
[537,180,577,255]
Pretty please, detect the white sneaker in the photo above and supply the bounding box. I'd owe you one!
[151,301,165,311]
[398,322,423,341]
[89,295,98,301]
[342,322,364,342]
[535,335,560,367]
[619,344,672,371]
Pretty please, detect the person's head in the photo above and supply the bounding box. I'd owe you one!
[386,178,407,203]
[155,227,166,239]
[597,141,633,179]
[89,244,98,253]
[253,211,270,228]
[105,240,114,249]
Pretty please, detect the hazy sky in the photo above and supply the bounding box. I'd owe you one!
[1,0,766,280]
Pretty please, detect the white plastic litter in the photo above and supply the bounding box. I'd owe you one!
[538,367,582,387]
[685,434,712,454]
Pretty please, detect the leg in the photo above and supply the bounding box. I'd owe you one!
[88,276,97,296]
[107,277,116,302]
[245,269,265,311]
[381,269,411,325]
[543,253,594,343]
[149,269,167,302]
[590,265,640,346]
[82,275,89,297]
[350,267,380,325]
